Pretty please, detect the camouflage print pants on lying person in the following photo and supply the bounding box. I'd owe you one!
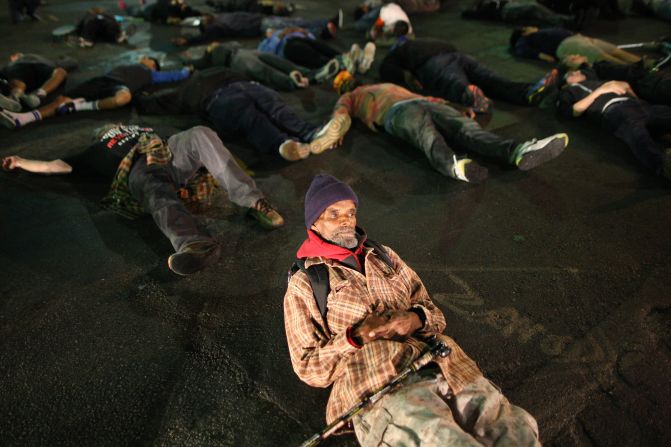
[353,368,541,447]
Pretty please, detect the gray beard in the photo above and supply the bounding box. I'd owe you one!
[328,230,358,249]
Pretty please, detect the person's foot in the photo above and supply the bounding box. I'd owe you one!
[527,69,559,105]
[279,139,310,161]
[314,58,340,83]
[289,70,309,88]
[248,198,284,229]
[0,94,21,112]
[452,157,488,183]
[167,240,221,276]
[358,42,376,74]
[20,93,41,110]
[310,114,351,154]
[78,37,94,48]
[464,84,492,114]
[0,109,19,129]
[512,133,569,171]
[346,44,362,73]
[56,97,83,115]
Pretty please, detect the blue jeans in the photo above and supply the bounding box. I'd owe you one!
[384,100,517,177]
[206,81,317,157]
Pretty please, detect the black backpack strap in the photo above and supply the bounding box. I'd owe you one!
[363,239,394,270]
[289,259,331,321]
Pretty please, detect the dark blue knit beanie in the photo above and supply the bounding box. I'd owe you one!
[304,174,359,228]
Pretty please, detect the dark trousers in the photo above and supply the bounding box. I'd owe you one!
[415,52,531,107]
[128,126,262,251]
[283,38,340,68]
[77,14,121,42]
[593,61,671,106]
[384,100,518,177]
[603,100,671,174]
[205,81,317,156]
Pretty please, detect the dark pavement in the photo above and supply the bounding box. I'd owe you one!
[1,1,670,446]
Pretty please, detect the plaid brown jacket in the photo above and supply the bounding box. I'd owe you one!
[284,244,482,423]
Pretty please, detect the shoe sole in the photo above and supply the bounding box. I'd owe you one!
[518,134,568,171]
[0,112,18,129]
[168,245,221,276]
[0,96,21,112]
[310,115,351,154]
[359,42,376,74]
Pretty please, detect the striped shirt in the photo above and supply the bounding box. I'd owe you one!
[333,83,444,131]
[284,243,482,424]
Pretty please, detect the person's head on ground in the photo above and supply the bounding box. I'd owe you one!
[139,55,161,71]
[393,20,410,38]
[305,174,359,249]
[333,70,358,96]
[564,70,587,85]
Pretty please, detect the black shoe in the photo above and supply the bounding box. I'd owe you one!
[168,240,221,275]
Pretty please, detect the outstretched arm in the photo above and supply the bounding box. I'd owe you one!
[3,156,72,174]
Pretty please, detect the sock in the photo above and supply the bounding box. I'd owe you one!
[8,110,42,127]
[73,100,98,112]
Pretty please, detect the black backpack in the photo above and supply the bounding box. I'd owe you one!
[288,239,394,322]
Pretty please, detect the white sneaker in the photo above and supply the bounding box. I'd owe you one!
[358,42,376,74]
[346,44,362,73]
[513,133,568,171]
[0,93,21,112]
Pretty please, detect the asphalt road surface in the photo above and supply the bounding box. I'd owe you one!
[1,1,670,446]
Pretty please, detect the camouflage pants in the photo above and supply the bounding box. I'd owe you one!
[353,370,541,447]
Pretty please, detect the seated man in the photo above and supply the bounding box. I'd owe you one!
[0,53,68,111]
[563,54,671,105]
[310,73,568,183]
[0,55,190,129]
[172,11,340,46]
[557,70,671,180]
[2,124,284,275]
[380,37,560,113]
[284,173,542,446]
[135,67,323,162]
[461,0,574,27]
[510,26,640,64]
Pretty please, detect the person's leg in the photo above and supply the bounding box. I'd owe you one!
[232,51,297,90]
[425,101,568,170]
[206,84,293,157]
[384,101,488,182]
[423,101,518,161]
[167,126,263,208]
[416,53,474,103]
[458,53,531,105]
[283,38,339,68]
[128,158,214,252]
[605,103,665,174]
[245,83,318,141]
[500,3,571,26]
[449,376,541,446]
[0,94,70,128]
[353,371,481,447]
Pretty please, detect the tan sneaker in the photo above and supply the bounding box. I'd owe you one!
[168,240,221,276]
[278,139,310,161]
[310,114,351,155]
[249,198,285,229]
